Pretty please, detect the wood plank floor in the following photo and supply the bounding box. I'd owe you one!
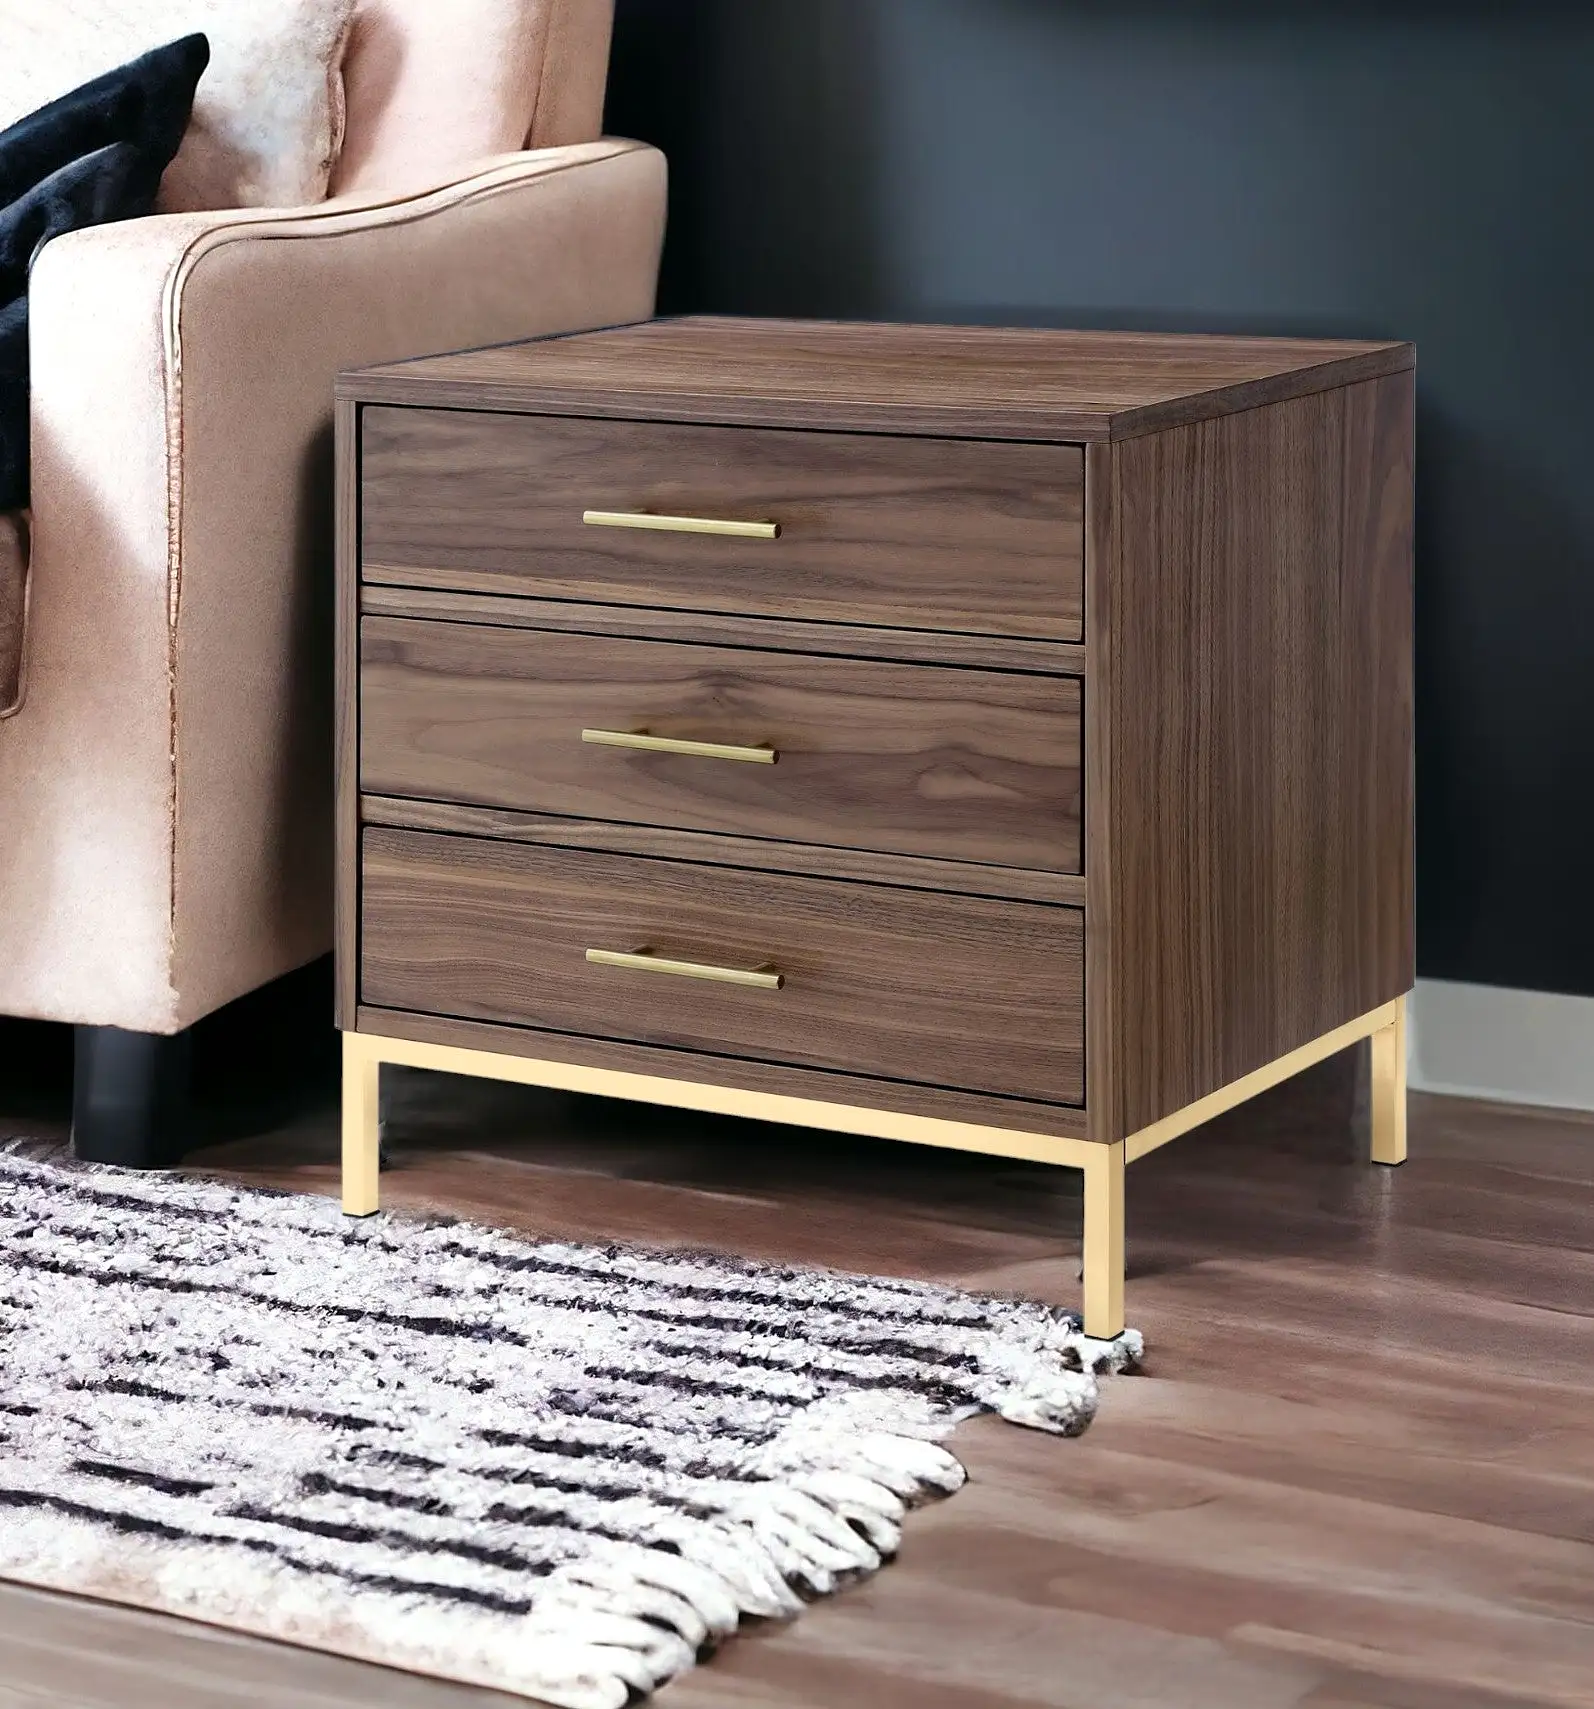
[0,1039,1590,1709]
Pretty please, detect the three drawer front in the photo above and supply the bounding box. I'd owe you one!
[361,828,1084,1105]
[359,409,1084,641]
[361,618,1082,873]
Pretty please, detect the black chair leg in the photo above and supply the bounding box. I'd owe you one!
[72,1025,192,1168]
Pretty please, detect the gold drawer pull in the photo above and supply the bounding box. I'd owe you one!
[586,948,784,990]
[582,728,778,765]
[582,509,780,540]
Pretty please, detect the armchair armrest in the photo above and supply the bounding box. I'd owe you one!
[4,139,666,1031]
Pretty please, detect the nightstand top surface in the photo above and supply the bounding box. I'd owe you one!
[341,315,1413,442]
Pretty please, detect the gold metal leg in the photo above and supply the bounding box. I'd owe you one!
[1082,1142,1126,1339]
[342,1031,382,1215]
[1369,993,1409,1166]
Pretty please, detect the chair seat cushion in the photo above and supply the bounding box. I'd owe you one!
[0,35,208,511]
[0,1,356,212]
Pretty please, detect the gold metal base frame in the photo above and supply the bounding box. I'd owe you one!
[341,995,1409,1341]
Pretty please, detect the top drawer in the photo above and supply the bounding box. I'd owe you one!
[359,409,1084,642]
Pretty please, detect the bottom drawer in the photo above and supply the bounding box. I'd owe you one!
[361,828,1083,1105]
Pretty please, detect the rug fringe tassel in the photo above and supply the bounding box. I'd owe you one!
[531,1433,989,1704]
[676,1522,804,1618]
[791,1468,905,1555]
[538,1380,1135,1701]
[981,1324,1146,1434]
[493,1627,667,1709]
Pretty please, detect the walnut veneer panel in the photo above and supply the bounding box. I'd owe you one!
[360,409,1085,640]
[361,796,1086,906]
[1091,372,1415,1137]
[342,317,1414,442]
[356,1005,1093,1140]
[333,396,360,1029]
[360,618,1082,872]
[361,828,1085,1105]
[359,586,1085,677]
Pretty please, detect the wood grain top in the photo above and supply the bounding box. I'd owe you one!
[338,316,1414,442]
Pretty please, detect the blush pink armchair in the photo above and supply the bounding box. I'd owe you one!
[0,0,666,1160]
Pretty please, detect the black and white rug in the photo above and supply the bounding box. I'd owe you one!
[0,1143,1139,1707]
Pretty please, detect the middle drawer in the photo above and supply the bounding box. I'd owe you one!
[360,617,1082,873]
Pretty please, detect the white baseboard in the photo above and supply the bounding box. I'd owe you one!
[1408,977,1594,1113]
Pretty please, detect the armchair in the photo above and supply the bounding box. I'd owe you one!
[0,0,666,1160]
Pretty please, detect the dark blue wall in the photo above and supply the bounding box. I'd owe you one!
[608,0,1594,998]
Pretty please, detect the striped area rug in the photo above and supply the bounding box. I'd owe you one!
[0,1143,1139,1708]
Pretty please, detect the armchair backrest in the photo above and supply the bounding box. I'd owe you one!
[330,0,615,198]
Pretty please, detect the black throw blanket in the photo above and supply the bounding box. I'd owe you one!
[0,35,209,510]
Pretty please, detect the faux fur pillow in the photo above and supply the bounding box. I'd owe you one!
[0,1,357,211]
[0,36,208,511]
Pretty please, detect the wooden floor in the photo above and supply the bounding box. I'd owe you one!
[1,1034,1591,1709]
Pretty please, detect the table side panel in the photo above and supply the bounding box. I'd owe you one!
[1096,372,1415,1137]
[1083,441,1118,1142]
[334,396,361,1029]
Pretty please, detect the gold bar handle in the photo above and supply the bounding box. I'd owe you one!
[583,509,780,540]
[585,948,784,990]
[582,728,777,765]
